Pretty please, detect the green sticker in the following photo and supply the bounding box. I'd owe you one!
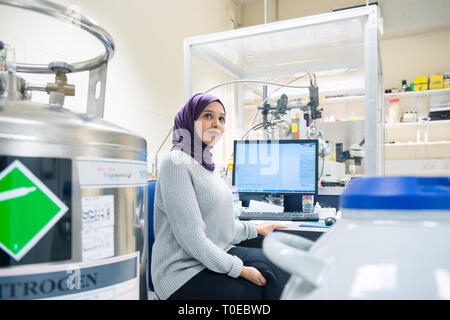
[0,160,68,261]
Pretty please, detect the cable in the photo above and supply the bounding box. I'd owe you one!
[240,122,270,140]
[240,118,289,141]
[260,73,310,106]
[204,79,309,94]
[153,126,174,177]
[318,154,325,183]
[154,73,312,177]
[223,72,315,177]
[247,108,261,133]
[282,69,312,85]
[241,72,311,139]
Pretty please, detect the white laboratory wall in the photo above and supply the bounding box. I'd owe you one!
[380,28,450,90]
[0,0,236,171]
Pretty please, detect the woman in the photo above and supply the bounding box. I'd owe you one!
[151,93,289,300]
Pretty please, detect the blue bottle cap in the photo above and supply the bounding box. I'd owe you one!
[340,177,450,210]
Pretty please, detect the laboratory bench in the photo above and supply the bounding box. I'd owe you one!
[238,220,328,248]
[237,188,342,248]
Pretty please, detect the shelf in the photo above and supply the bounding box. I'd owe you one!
[385,141,450,160]
[385,119,450,129]
[385,120,450,146]
[385,159,450,176]
[385,141,450,147]
[315,88,450,105]
[385,88,450,98]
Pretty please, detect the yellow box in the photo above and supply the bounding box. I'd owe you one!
[414,76,428,91]
[414,84,428,91]
[430,74,444,90]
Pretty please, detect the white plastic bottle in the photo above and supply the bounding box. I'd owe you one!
[388,98,400,124]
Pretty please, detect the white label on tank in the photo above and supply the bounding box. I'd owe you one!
[77,157,147,188]
[82,226,114,262]
[81,195,115,262]
[82,195,115,230]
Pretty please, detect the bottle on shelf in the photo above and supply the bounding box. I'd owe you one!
[401,80,409,92]
[387,98,400,124]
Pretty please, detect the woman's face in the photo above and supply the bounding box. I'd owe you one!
[195,101,226,146]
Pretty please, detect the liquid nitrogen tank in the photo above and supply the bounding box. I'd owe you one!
[0,0,148,300]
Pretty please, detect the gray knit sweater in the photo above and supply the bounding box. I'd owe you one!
[151,150,258,299]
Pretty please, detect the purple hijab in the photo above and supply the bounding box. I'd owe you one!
[171,93,225,172]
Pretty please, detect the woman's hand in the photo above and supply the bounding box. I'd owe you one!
[256,222,288,236]
[240,266,266,286]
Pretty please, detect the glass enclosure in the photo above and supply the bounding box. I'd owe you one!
[184,5,384,180]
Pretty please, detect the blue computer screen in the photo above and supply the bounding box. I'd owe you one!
[233,140,317,194]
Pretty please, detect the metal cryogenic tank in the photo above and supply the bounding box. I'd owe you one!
[0,0,148,300]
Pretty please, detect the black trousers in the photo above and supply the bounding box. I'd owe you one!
[167,246,290,300]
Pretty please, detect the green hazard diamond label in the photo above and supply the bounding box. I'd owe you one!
[0,160,68,261]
